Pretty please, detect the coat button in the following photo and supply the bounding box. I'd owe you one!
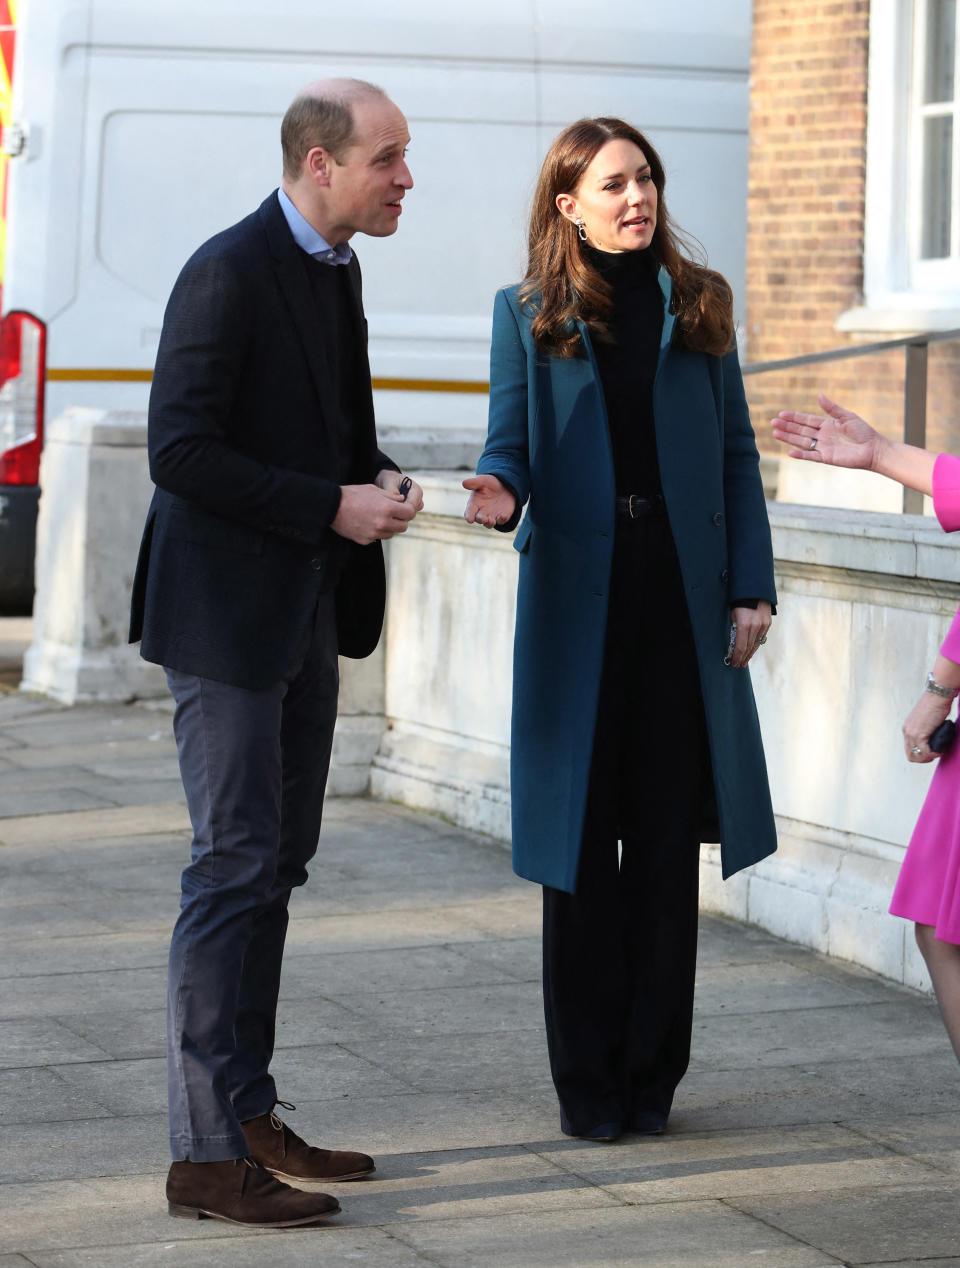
[712,512,723,527]
[720,568,729,583]
[310,557,323,570]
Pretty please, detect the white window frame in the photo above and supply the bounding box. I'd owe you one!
[838,0,960,332]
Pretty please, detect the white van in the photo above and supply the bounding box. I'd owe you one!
[0,0,751,611]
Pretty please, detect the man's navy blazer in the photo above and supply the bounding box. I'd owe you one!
[129,191,397,688]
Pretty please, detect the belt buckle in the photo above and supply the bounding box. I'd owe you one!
[628,494,641,519]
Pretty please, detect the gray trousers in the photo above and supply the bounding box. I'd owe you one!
[164,594,339,1161]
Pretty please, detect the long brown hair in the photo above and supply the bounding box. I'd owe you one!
[521,117,733,358]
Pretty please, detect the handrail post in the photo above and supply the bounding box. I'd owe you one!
[903,340,928,515]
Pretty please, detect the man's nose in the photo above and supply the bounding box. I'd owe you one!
[397,160,414,190]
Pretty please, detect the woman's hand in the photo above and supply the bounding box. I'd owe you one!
[771,395,887,470]
[903,690,953,763]
[728,602,772,668]
[463,474,517,528]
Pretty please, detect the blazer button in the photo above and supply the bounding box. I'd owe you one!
[712,512,723,527]
[720,568,729,583]
[310,557,323,570]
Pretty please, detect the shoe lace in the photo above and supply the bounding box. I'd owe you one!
[269,1098,297,1133]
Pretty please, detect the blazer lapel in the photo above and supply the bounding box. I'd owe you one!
[258,192,335,433]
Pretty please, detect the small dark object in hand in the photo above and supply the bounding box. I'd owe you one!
[929,720,957,754]
[398,476,412,501]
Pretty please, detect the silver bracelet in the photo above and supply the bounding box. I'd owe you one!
[925,672,960,699]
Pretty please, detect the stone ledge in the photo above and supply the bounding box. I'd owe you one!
[46,408,148,448]
[371,723,511,842]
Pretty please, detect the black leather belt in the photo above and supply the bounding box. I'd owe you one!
[615,493,665,519]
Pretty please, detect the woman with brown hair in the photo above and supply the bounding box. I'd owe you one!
[464,118,777,1141]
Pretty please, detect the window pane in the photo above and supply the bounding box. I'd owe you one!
[925,0,956,102]
[922,114,954,257]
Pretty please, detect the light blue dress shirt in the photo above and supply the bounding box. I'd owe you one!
[277,187,353,266]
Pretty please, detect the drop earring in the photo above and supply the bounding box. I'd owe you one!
[575,217,588,242]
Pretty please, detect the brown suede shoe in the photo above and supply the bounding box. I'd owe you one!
[166,1158,341,1227]
[242,1105,376,1182]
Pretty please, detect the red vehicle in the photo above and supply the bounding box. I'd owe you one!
[0,308,44,612]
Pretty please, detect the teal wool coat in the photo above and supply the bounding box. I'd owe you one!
[477,277,778,894]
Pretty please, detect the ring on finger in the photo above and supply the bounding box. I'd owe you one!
[911,746,923,755]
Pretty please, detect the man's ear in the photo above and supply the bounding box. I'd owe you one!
[555,192,579,224]
[306,146,334,186]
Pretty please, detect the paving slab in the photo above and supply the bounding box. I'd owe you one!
[536,1121,940,1204]
[80,755,183,780]
[731,1180,960,1264]
[0,1018,112,1069]
[692,997,945,1068]
[81,778,187,808]
[383,1200,842,1267]
[842,1109,960,1175]
[0,787,116,817]
[350,1028,552,1094]
[0,693,65,721]
[0,901,117,942]
[0,738,179,770]
[48,1008,168,1062]
[445,934,540,981]
[283,905,532,954]
[0,966,167,1018]
[325,980,544,1038]
[0,930,169,979]
[0,1066,113,1125]
[1,1174,423,1260]
[0,802,189,846]
[278,943,521,997]
[677,1049,960,1129]
[0,1113,170,1184]
[693,957,898,1014]
[25,1229,431,1267]
[0,764,114,790]
[261,1087,562,1155]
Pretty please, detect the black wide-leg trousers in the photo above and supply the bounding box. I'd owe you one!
[542,511,706,1137]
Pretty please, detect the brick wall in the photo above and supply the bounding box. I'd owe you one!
[745,0,960,463]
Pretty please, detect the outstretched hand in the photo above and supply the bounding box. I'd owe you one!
[463,474,517,529]
[771,395,885,470]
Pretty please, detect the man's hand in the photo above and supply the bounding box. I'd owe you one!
[375,468,424,511]
[463,474,517,528]
[332,483,417,545]
[727,602,773,669]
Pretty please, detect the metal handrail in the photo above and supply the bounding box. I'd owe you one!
[743,326,960,514]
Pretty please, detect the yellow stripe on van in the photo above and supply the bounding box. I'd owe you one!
[47,368,155,382]
[47,369,490,393]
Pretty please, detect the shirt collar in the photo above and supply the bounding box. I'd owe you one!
[277,187,353,266]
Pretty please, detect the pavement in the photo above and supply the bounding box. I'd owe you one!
[2,658,960,1264]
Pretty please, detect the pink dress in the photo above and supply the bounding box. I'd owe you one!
[890,452,960,943]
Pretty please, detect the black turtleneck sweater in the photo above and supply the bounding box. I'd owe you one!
[585,244,664,497]
[584,246,768,613]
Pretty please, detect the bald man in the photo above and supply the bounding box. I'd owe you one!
[130,79,421,1228]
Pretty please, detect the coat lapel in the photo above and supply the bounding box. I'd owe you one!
[658,266,675,355]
